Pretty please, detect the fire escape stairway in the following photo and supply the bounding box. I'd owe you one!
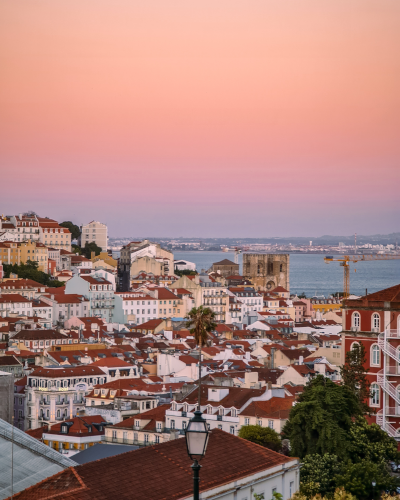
[376,331,400,437]
[376,408,399,439]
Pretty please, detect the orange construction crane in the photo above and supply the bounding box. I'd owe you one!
[324,254,400,299]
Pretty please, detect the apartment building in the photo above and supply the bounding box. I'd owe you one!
[26,365,106,429]
[199,273,229,322]
[6,213,41,242]
[105,405,172,446]
[19,240,48,272]
[38,217,72,251]
[40,293,90,325]
[11,329,72,352]
[114,292,158,324]
[165,384,287,436]
[80,221,108,252]
[342,284,400,440]
[119,240,174,291]
[65,274,115,322]
[0,294,34,317]
[42,415,106,457]
[228,287,263,316]
[0,241,21,265]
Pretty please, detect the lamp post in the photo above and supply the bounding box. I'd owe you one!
[371,479,376,499]
[185,410,210,500]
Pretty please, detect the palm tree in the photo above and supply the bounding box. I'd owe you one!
[186,306,217,409]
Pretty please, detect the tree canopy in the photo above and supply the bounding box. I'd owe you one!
[238,425,282,452]
[282,375,362,460]
[82,242,102,259]
[3,261,64,287]
[340,342,370,413]
[185,306,216,348]
[60,221,81,240]
[283,375,400,499]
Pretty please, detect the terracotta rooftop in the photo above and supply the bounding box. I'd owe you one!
[240,396,295,419]
[112,404,170,428]
[9,429,296,500]
[29,366,105,378]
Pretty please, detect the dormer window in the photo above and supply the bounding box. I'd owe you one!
[61,425,68,434]
[219,408,224,416]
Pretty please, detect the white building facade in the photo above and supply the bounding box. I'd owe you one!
[80,221,108,252]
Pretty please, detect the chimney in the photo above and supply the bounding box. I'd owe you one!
[270,347,276,368]
[299,356,304,365]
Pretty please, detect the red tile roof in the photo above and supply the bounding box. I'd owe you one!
[112,404,170,428]
[240,396,295,418]
[89,358,132,368]
[29,366,105,378]
[10,429,296,500]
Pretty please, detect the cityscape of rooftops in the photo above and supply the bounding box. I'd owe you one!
[1,0,399,499]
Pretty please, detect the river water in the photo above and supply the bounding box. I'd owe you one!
[174,251,400,297]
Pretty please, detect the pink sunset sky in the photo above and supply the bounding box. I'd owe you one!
[1,0,399,237]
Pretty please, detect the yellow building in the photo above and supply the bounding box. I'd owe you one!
[91,251,117,270]
[19,240,48,272]
[0,242,21,266]
[310,298,342,314]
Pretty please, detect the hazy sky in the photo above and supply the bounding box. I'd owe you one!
[1,0,399,238]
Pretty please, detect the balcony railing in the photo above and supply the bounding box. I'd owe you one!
[104,436,156,446]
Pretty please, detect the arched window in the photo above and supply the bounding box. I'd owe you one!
[371,344,380,366]
[350,342,360,351]
[372,313,380,330]
[57,409,60,418]
[352,312,360,328]
[370,383,380,406]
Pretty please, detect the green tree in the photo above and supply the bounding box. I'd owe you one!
[336,459,398,500]
[71,244,82,255]
[238,425,282,452]
[174,269,198,277]
[3,261,64,287]
[347,417,399,464]
[82,241,102,259]
[340,343,370,412]
[299,454,341,497]
[185,306,216,406]
[282,375,361,460]
[60,221,81,240]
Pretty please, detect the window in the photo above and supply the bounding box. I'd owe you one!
[352,312,360,328]
[257,419,262,426]
[244,418,249,426]
[268,420,274,429]
[230,426,235,434]
[170,420,175,429]
[144,434,149,443]
[372,313,380,330]
[371,344,380,366]
[370,383,380,406]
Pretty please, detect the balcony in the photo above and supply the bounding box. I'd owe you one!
[56,400,67,405]
[104,436,155,447]
[40,401,50,406]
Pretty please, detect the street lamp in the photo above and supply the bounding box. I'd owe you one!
[185,410,210,500]
[371,479,376,498]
